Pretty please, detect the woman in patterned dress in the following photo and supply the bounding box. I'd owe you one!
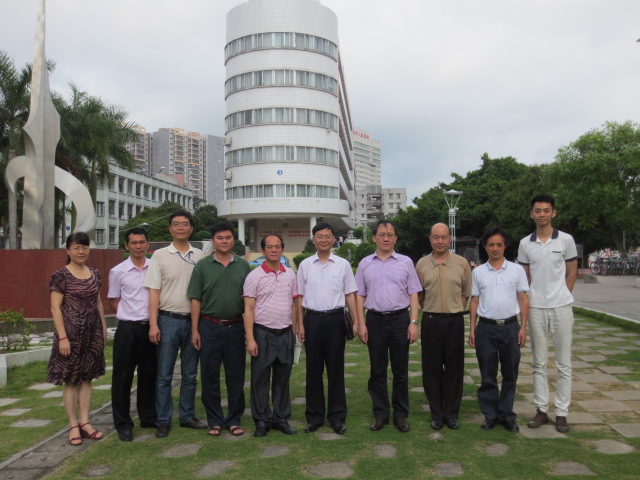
[47,232,107,445]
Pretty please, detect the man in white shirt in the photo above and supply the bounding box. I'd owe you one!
[469,227,529,433]
[518,195,577,433]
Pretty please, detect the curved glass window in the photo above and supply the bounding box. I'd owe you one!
[226,108,338,131]
[226,146,338,167]
[225,184,339,200]
[226,70,338,97]
[225,32,337,62]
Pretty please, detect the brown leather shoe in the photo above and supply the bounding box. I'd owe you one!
[393,416,410,433]
[527,409,549,428]
[369,418,389,431]
[555,416,569,433]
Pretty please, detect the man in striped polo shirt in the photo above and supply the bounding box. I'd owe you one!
[243,234,298,437]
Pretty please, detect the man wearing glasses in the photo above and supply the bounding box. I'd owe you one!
[415,223,471,431]
[355,220,422,433]
[144,210,206,438]
[297,222,358,435]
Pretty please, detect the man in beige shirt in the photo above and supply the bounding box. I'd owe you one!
[415,223,471,430]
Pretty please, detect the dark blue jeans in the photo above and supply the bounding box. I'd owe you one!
[198,319,246,428]
[155,314,199,425]
[475,320,521,421]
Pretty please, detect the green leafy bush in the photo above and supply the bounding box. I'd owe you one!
[0,309,34,352]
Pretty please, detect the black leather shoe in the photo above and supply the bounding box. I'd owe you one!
[333,423,346,435]
[445,418,460,430]
[431,419,444,430]
[370,418,389,431]
[180,417,207,430]
[500,418,520,433]
[481,419,497,430]
[272,421,296,435]
[304,423,322,433]
[155,423,171,438]
[140,422,157,429]
[117,429,133,442]
[393,416,410,433]
[253,426,269,437]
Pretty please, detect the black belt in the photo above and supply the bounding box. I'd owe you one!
[201,313,243,325]
[425,312,463,318]
[254,324,292,335]
[305,308,343,317]
[158,310,190,321]
[368,308,407,317]
[479,316,517,326]
[118,320,149,325]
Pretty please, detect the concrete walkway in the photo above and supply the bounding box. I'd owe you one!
[573,275,640,323]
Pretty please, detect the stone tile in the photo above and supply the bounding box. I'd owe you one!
[160,443,202,458]
[1,407,31,416]
[519,425,566,439]
[523,392,555,404]
[409,359,421,364]
[520,355,533,363]
[577,342,608,347]
[576,400,631,412]
[292,397,306,405]
[343,373,355,379]
[517,375,533,384]
[11,419,52,427]
[197,461,234,477]
[466,368,480,376]
[576,355,607,362]
[41,391,63,398]
[601,337,629,343]
[572,381,597,392]
[513,401,533,417]
[0,398,20,407]
[344,352,358,356]
[603,390,640,401]
[599,366,633,374]
[344,362,357,367]
[486,443,509,456]
[612,333,640,337]
[28,383,56,391]
[132,433,154,442]
[609,423,640,438]
[318,433,345,441]
[307,462,353,478]
[262,445,290,457]
[85,465,112,477]
[421,404,431,412]
[105,366,113,371]
[568,413,604,424]
[571,361,594,369]
[434,462,464,477]
[408,370,422,377]
[595,439,635,454]
[94,384,111,390]
[429,432,444,440]
[463,376,475,385]
[375,444,397,458]
[550,461,595,476]
[576,373,621,383]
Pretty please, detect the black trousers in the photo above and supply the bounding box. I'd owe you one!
[250,326,294,427]
[111,320,157,431]
[199,319,246,428]
[303,311,346,426]
[421,312,464,421]
[366,310,410,419]
[475,320,521,421]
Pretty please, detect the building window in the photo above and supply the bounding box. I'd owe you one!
[225,146,338,167]
[226,69,338,97]
[96,202,105,217]
[109,226,116,245]
[225,184,338,200]
[96,229,105,245]
[225,32,337,62]
[225,108,338,131]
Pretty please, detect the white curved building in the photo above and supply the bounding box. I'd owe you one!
[220,0,356,254]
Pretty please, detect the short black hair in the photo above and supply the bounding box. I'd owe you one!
[312,222,335,236]
[530,194,555,209]
[125,227,147,243]
[372,220,396,236]
[481,226,510,247]
[261,234,284,249]
[169,209,194,226]
[66,231,90,248]
[210,221,235,238]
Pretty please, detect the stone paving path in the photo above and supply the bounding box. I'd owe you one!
[0,312,639,478]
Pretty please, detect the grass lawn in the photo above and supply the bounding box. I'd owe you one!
[3,314,640,479]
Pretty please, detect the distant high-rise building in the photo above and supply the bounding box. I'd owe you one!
[124,126,152,175]
[352,127,381,189]
[205,135,225,208]
[355,185,407,227]
[221,0,356,254]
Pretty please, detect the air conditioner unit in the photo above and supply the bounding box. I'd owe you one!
[224,170,232,181]
[224,136,232,146]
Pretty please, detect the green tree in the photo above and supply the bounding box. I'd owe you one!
[192,204,221,239]
[545,121,640,254]
[120,201,183,244]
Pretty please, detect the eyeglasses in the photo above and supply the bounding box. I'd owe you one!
[314,234,334,241]
[171,222,191,228]
[69,246,89,252]
[430,235,450,241]
[376,233,396,239]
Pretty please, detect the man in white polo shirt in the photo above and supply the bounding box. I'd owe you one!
[518,195,577,433]
[469,227,529,433]
[243,234,298,437]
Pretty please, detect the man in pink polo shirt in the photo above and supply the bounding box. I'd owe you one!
[243,234,298,437]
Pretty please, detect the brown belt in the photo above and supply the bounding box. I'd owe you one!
[200,313,243,325]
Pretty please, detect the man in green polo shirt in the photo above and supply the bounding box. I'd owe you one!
[188,221,251,437]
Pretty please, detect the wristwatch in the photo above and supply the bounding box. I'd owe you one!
[409,320,419,325]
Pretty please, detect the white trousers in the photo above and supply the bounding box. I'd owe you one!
[529,304,574,417]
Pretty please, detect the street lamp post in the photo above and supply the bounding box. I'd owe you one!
[443,189,463,253]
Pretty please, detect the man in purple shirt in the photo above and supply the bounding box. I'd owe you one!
[108,227,156,442]
[355,220,422,433]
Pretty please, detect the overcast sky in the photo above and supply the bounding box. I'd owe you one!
[2,0,640,204]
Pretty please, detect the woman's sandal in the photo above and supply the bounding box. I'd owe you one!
[79,422,104,440]
[207,426,221,436]
[68,425,82,446]
[228,425,245,436]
